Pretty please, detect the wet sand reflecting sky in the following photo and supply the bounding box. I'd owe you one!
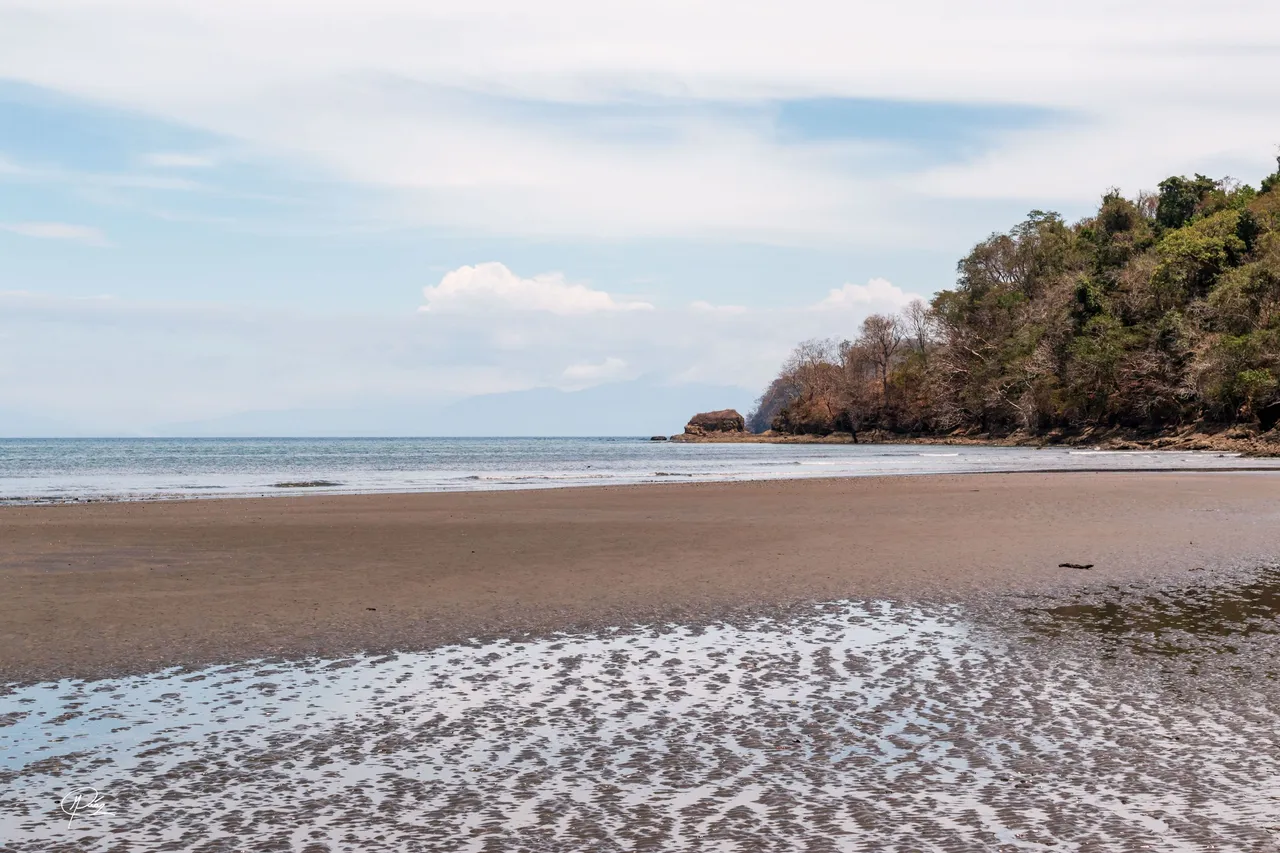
[4,571,1280,851]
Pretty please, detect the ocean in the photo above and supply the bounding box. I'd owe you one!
[3,436,1279,504]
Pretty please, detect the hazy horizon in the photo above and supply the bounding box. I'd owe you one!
[0,378,756,438]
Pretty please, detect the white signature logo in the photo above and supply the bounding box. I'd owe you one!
[60,787,109,828]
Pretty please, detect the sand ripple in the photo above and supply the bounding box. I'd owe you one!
[3,581,1280,851]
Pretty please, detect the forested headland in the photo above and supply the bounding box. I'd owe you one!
[747,158,1280,452]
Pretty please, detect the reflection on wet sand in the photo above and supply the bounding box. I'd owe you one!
[1019,565,1280,668]
[4,579,1280,851]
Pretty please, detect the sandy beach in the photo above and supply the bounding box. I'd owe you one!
[3,471,1280,684]
[7,471,1280,849]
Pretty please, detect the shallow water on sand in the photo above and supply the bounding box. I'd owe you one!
[3,576,1280,852]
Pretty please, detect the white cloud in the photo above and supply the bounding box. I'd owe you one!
[561,356,629,386]
[0,1,1275,243]
[0,222,111,247]
[420,262,653,314]
[143,152,216,168]
[0,154,205,192]
[690,300,747,315]
[814,278,919,312]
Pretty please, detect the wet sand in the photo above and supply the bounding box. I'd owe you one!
[5,574,1280,850]
[3,471,1280,684]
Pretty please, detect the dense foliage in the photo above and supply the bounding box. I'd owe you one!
[752,159,1280,438]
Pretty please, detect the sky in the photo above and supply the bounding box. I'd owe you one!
[1,0,1279,434]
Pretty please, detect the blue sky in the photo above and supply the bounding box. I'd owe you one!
[1,0,1278,433]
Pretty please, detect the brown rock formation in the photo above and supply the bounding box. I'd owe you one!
[683,409,746,436]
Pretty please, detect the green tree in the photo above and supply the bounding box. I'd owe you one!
[1152,210,1246,305]
[1261,154,1280,195]
[1156,174,1217,230]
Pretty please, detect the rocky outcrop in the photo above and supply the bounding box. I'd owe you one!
[682,409,746,436]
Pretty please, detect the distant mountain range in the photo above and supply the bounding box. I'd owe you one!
[1,381,755,438]
[0,408,91,438]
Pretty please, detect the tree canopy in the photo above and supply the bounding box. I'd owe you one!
[751,157,1280,438]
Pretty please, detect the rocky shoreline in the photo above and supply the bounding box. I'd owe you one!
[670,409,1280,456]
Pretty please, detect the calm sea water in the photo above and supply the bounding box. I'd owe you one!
[2,437,1279,504]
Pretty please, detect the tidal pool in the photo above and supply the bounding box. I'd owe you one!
[3,579,1280,851]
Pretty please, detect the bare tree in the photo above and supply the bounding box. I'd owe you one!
[1135,190,1159,221]
[836,340,879,441]
[783,338,840,374]
[772,338,845,433]
[902,299,937,359]
[857,314,904,402]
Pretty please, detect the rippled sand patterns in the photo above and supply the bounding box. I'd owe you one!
[3,580,1280,851]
